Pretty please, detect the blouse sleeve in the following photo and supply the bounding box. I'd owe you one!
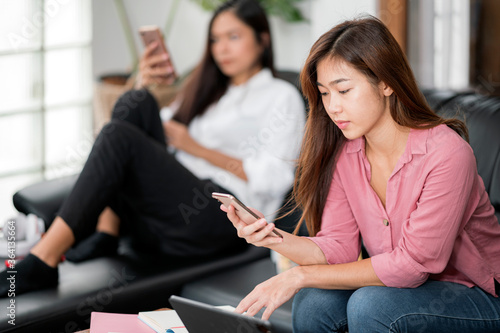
[241,87,306,206]
[371,143,479,288]
[307,162,362,264]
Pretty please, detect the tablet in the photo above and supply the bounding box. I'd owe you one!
[169,295,273,333]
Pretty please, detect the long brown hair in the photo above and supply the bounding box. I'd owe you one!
[173,0,274,125]
[294,16,469,236]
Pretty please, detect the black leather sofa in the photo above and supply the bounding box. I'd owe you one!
[2,86,499,333]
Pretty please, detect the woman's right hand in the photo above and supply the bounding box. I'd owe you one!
[135,41,176,88]
[221,204,283,247]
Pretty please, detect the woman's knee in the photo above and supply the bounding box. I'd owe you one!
[112,89,156,122]
[347,286,394,332]
[292,288,352,333]
[95,119,137,149]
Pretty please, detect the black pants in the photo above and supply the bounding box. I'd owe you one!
[58,89,246,258]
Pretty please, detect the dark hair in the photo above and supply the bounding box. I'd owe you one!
[294,16,469,236]
[173,0,274,125]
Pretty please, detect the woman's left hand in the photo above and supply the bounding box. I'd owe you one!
[164,120,203,155]
[235,266,304,320]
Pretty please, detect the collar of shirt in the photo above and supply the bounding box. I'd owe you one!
[345,127,430,167]
[227,68,273,92]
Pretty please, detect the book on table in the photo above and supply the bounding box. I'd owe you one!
[137,309,187,333]
[89,310,189,333]
[89,312,154,332]
[137,305,236,333]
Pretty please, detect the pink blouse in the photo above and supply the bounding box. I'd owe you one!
[309,124,500,296]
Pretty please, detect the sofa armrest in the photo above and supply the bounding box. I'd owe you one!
[13,174,78,228]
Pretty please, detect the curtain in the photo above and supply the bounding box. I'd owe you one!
[407,0,470,90]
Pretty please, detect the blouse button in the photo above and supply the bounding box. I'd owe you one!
[383,219,389,226]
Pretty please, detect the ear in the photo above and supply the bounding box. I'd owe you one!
[259,32,270,48]
[380,81,394,97]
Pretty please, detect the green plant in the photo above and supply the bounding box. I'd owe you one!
[191,0,306,22]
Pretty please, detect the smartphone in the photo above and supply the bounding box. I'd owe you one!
[138,25,177,81]
[212,192,283,238]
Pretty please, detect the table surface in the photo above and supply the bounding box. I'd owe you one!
[74,308,170,333]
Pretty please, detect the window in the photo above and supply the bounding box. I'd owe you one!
[0,0,92,223]
[407,0,470,89]
[433,0,469,89]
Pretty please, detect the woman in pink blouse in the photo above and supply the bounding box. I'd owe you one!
[222,16,500,332]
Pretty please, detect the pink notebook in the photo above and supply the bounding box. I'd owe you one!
[90,312,155,333]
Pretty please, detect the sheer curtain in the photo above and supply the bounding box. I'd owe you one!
[408,0,470,90]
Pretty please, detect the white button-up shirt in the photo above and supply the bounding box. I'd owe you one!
[161,68,305,221]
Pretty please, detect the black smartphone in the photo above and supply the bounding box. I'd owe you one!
[212,192,283,238]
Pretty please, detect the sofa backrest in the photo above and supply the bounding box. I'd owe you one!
[422,89,500,218]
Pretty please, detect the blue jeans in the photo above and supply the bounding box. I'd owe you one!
[292,281,500,332]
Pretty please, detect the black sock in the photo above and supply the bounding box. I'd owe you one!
[0,253,58,297]
[65,232,119,263]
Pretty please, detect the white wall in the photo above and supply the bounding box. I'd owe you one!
[92,0,210,78]
[310,0,377,42]
[92,0,377,78]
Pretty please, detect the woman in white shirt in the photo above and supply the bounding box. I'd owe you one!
[0,0,305,296]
